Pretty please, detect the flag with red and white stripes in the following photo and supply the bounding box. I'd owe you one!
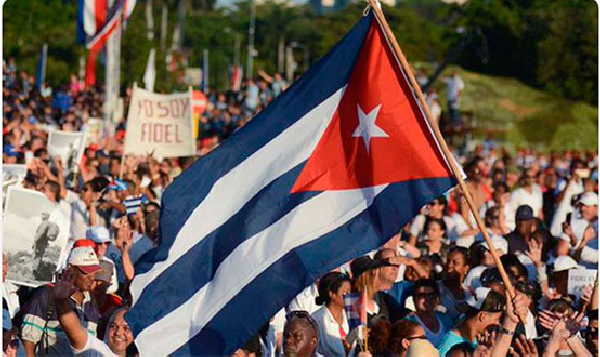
[76,0,136,86]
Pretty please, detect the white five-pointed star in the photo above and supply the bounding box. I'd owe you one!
[352,104,388,153]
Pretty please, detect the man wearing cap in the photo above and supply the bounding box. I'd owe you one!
[20,246,101,357]
[504,205,535,255]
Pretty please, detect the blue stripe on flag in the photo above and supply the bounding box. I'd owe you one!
[129,163,320,329]
[76,0,86,44]
[138,13,374,277]
[168,177,455,355]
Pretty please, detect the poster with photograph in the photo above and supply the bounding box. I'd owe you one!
[47,130,86,173]
[85,118,104,145]
[3,188,71,286]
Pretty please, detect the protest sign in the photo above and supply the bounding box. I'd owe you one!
[85,117,104,145]
[47,130,86,171]
[3,187,71,286]
[568,269,598,299]
[124,85,195,157]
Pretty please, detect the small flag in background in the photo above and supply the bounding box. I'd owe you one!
[35,44,48,90]
[230,64,243,91]
[343,292,367,331]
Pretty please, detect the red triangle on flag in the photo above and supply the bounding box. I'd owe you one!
[291,22,452,193]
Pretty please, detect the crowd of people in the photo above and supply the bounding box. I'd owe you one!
[2,58,598,357]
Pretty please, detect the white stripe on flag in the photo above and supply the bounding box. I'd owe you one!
[83,0,97,36]
[130,86,346,302]
[134,184,387,356]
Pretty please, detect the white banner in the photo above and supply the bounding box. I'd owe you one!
[124,85,195,157]
[568,269,598,299]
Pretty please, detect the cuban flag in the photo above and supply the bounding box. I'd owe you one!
[76,0,136,86]
[127,10,456,356]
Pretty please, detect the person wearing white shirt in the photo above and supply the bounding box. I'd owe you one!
[289,283,320,315]
[408,197,454,246]
[311,272,351,356]
[506,169,543,231]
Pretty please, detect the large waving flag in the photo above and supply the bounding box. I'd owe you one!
[127,10,456,356]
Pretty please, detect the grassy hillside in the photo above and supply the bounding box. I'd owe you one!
[425,65,598,152]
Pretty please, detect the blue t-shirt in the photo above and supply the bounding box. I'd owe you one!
[386,281,413,306]
[437,330,477,357]
[404,312,454,347]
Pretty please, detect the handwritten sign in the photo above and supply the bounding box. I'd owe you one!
[124,85,195,157]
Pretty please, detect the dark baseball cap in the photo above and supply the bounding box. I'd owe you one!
[515,205,534,221]
[350,256,396,279]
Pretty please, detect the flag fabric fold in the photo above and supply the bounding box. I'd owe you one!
[143,48,156,92]
[126,10,457,356]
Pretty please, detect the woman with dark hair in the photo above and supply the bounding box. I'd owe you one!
[415,218,450,264]
[438,247,470,320]
[408,196,454,246]
[368,319,427,357]
[311,272,351,356]
[437,287,529,357]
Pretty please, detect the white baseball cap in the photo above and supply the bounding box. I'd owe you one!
[68,246,101,274]
[478,236,508,255]
[553,255,580,272]
[579,192,598,206]
[466,287,492,310]
[86,226,111,244]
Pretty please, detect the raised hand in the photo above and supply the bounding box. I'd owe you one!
[512,335,539,357]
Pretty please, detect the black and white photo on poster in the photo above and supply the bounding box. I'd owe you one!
[3,187,71,286]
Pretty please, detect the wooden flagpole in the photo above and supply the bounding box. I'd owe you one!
[366,0,523,312]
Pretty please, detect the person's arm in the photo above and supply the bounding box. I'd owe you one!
[490,293,529,357]
[55,298,88,350]
[526,239,549,296]
[22,341,36,357]
[120,243,135,281]
[566,335,593,357]
[114,219,135,281]
[398,241,421,258]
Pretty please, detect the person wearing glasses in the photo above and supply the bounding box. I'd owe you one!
[311,272,352,356]
[403,279,453,347]
[437,286,529,357]
[368,319,430,357]
[408,196,454,246]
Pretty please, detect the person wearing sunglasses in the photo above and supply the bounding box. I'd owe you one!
[283,311,320,357]
[20,246,102,357]
[368,319,428,357]
[408,196,454,246]
[403,279,453,347]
